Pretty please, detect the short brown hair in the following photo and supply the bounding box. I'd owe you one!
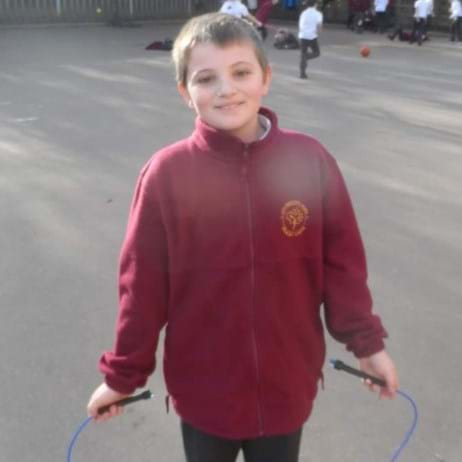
[172,13,268,87]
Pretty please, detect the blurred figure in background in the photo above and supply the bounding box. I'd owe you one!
[246,0,259,14]
[255,0,279,39]
[374,0,389,33]
[298,0,323,79]
[423,0,433,40]
[220,0,263,30]
[449,0,462,42]
[410,0,427,45]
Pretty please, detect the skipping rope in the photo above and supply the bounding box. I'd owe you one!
[67,390,153,462]
[67,364,418,461]
[330,359,418,462]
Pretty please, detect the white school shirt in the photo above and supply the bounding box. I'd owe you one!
[425,0,433,16]
[220,0,250,18]
[374,0,388,13]
[414,0,428,18]
[258,114,271,140]
[298,7,323,40]
[450,0,462,20]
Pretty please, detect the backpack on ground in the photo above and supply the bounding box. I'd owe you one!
[273,28,300,49]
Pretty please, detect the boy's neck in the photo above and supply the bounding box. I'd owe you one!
[193,107,276,152]
[197,113,272,145]
[236,116,268,144]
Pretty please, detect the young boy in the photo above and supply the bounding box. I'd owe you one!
[373,0,389,33]
[220,0,263,29]
[246,0,258,14]
[255,0,279,38]
[298,0,323,79]
[87,12,398,462]
[411,0,428,45]
[450,0,462,42]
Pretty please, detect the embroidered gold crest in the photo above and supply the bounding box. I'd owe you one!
[281,200,309,237]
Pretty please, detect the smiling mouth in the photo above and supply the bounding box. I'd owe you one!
[215,102,244,110]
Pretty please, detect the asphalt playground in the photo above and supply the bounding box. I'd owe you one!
[1,19,461,462]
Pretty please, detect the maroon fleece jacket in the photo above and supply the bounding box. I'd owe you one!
[99,107,387,439]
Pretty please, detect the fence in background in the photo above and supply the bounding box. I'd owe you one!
[0,0,219,25]
[0,0,451,29]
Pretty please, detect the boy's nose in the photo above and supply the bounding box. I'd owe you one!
[217,77,236,96]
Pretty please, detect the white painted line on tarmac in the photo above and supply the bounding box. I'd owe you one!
[11,117,39,123]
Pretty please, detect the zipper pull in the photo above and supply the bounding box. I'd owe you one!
[241,144,249,177]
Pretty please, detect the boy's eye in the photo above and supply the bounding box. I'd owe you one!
[196,75,214,85]
[234,69,251,78]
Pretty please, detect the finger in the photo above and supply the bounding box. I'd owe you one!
[93,404,119,422]
[379,387,395,399]
[108,404,124,419]
[382,374,399,398]
[384,382,398,398]
[369,384,380,393]
[95,409,112,422]
[363,378,376,391]
[362,378,381,393]
[87,404,99,419]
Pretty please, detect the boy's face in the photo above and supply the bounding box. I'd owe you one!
[178,41,272,143]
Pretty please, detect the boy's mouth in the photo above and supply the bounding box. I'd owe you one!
[215,102,244,110]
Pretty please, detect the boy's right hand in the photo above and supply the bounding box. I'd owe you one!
[87,382,130,422]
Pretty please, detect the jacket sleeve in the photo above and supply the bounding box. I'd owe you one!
[99,160,169,394]
[321,152,387,358]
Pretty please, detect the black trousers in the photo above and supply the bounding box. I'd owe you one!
[411,18,426,45]
[375,11,387,33]
[450,18,462,42]
[181,421,303,462]
[300,38,320,76]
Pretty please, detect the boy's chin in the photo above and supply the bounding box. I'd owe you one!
[204,117,244,132]
[208,116,253,129]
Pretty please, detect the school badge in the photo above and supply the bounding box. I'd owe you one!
[281,200,309,237]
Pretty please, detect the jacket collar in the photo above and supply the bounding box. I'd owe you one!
[190,107,279,161]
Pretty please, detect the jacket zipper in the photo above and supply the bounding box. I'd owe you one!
[242,144,264,436]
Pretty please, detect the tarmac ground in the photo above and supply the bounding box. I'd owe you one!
[1,20,461,462]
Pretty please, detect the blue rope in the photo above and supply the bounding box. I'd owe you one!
[389,390,418,461]
[67,416,92,462]
[67,391,418,461]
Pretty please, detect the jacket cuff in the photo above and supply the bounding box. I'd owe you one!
[351,337,386,359]
[104,376,137,395]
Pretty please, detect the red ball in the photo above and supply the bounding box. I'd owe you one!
[360,46,371,58]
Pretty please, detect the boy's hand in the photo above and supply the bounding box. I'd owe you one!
[87,382,130,422]
[359,350,399,399]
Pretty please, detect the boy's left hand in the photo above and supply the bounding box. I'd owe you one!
[359,350,399,399]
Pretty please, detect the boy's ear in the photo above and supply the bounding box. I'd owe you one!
[177,82,193,108]
[262,65,272,96]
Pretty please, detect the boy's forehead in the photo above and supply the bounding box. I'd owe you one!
[188,40,258,67]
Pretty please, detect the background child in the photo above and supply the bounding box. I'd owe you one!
[255,0,279,38]
[411,0,428,45]
[87,12,398,462]
[298,0,323,79]
[450,0,462,42]
[373,0,389,33]
[423,0,433,39]
[246,0,259,14]
[220,0,263,29]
